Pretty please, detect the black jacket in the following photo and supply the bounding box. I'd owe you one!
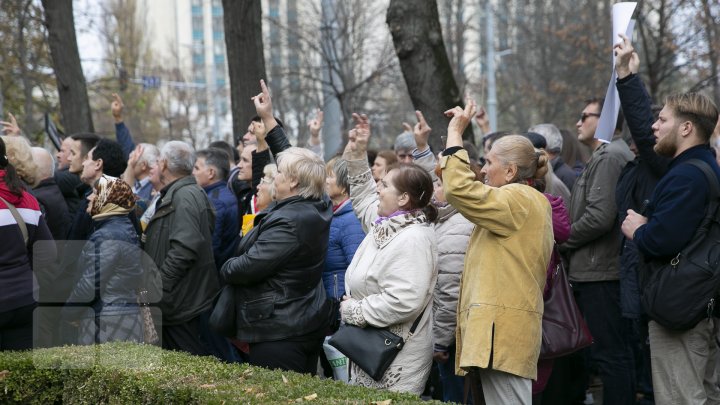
[32,177,70,241]
[220,195,333,342]
[54,168,82,220]
[614,73,671,317]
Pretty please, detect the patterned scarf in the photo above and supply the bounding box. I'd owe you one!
[91,175,136,220]
[371,209,427,248]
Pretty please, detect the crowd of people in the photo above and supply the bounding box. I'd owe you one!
[2,35,720,405]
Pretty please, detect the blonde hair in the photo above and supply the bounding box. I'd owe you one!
[491,135,549,182]
[665,93,719,142]
[276,147,326,199]
[263,163,278,180]
[1,136,37,185]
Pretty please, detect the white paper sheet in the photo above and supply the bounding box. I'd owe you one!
[595,3,637,143]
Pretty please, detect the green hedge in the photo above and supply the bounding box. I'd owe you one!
[0,342,434,404]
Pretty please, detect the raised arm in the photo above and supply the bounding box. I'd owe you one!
[408,110,438,180]
[112,93,135,160]
[252,79,291,155]
[344,113,380,232]
[614,33,670,177]
[306,108,324,158]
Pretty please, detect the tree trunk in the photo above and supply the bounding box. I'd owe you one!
[41,0,94,134]
[387,0,472,151]
[222,0,267,147]
[700,0,720,107]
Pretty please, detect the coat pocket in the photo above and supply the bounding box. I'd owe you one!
[240,296,275,325]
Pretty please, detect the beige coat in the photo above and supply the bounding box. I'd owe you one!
[341,160,438,394]
[441,150,553,380]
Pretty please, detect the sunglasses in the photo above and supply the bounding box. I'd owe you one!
[580,112,601,123]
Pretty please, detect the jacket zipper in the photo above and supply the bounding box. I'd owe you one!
[333,274,339,300]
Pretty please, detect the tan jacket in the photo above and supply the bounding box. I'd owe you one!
[441,150,553,380]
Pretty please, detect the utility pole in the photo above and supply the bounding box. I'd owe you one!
[320,0,343,160]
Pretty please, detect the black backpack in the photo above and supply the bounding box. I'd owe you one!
[641,159,720,330]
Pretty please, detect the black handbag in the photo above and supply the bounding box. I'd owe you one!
[328,310,424,381]
[209,285,237,337]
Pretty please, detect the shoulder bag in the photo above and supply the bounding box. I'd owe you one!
[540,248,593,359]
[0,196,28,246]
[641,159,720,330]
[328,308,425,381]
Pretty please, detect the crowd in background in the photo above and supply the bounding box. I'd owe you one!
[2,36,720,405]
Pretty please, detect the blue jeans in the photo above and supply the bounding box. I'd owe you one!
[573,281,636,405]
[436,343,469,403]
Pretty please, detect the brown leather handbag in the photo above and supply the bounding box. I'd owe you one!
[540,248,593,359]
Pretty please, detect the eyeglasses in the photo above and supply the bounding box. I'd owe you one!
[580,112,601,123]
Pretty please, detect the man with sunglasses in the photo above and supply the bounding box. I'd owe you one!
[559,94,635,403]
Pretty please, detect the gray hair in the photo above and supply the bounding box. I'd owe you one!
[332,157,350,193]
[31,147,54,181]
[161,141,195,176]
[528,123,563,154]
[197,147,231,180]
[276,147,326,199]
[138,143,160,167]
[394,131,416,151]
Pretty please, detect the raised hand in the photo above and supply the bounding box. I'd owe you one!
[0,113,21,136]
[474,106,490,134]
[444,96,477,148]
[404,110,432,152]
[111,93,124,123]
[308,109,324,137]
[251,79,273,120]
[128,144,145,168]
[344,113,370,160]
[614,33,639,79]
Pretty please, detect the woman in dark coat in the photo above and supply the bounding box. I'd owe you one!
[63,175,144,345]
[219,80,333,374]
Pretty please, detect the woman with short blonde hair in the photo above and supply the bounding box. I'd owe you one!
[1,136,37,186]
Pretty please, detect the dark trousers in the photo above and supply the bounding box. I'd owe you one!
[162,314,211,356]
[0,303,35,351]
[249,338,323,374]
[574,281,636,405]
[437,343,467,403]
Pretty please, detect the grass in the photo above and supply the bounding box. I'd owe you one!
[0,342,436,404]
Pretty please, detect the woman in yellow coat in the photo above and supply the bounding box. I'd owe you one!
[441,98,554,404]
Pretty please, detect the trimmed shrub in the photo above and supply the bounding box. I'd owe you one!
[0,342,434,404]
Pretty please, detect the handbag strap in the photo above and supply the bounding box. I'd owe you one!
[686,159,720,200]
[0,196,28,246]
[408,303,428,335]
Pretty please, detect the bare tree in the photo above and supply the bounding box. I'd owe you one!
[41,0,94,134]
[90,0,162,143]
[696,0,719,105]
[222,0,267,146]
[0,0,56,141]
[262,0,412,151]
[387,0,469,152]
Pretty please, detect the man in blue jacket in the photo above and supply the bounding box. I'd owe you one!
[193,147,239,271]
[618,34,720,404]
